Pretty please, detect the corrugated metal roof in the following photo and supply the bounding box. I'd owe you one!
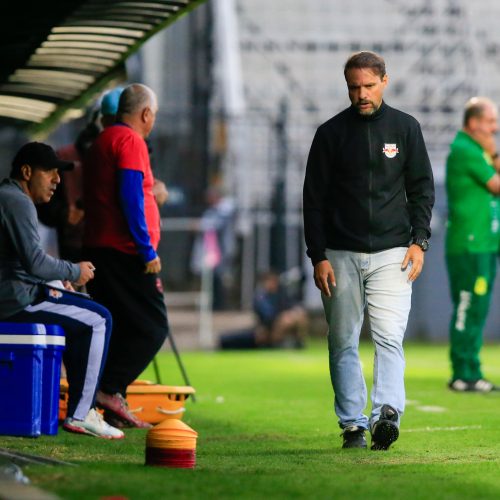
[0,0,204,135]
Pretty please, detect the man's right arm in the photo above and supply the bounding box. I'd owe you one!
[303,127,331,266]
[4,197,80,282]
[467,150,500,195]
[468,129,500,195]
[303,127,337,295]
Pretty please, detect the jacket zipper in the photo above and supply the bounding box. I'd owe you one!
[367,121,373,251]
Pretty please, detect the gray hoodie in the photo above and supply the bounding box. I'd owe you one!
[0,178,80,318]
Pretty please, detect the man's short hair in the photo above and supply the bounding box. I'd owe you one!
[463,97,496,126]
[10,142,73,179]
[344,51,386,79]
[117,83,156,117]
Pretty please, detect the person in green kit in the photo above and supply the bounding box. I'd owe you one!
[446,97,500,392]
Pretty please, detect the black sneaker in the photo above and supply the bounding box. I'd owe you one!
[371,405,399,451]
[341,425,367,449]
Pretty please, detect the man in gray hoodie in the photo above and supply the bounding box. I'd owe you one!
[0,142,123,439]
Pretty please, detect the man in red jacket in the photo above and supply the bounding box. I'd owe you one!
[83,83,169,429]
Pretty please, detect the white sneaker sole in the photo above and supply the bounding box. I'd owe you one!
[63,421,124,440]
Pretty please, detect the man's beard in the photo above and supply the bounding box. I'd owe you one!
[355,101,376,115]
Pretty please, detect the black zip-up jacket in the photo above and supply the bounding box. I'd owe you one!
[303,102,435,265]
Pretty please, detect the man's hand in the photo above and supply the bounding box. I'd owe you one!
[401,245,424,282]
[494,159,500,174]
[471,128,497,156]
[145,256,161,274]
[313,260,336,297]
[152,179,169,207]
[67,205,84,226]
[62,280,75,292]
[76,261,95,285]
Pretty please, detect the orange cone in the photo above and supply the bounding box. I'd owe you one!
[145,419,197,468]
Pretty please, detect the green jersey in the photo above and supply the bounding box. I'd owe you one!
[445,130,499,254]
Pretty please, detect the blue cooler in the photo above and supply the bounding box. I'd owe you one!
[42,325,66,435]
[0,322,47,437]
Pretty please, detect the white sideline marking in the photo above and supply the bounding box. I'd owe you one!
[404,425,482,433]
[415,405,447,413]
[405,399,420,406]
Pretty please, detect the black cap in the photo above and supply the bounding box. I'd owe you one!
[11,142,74,175]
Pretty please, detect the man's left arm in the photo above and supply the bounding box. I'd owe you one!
[403,121,435,280]
[118,169,160,273]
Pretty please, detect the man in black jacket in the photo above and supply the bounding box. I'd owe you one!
[303,51,434,450]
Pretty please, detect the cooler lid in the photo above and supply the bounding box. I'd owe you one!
[44,324,65,337]
[0,322,46,335]
[0,322,47,346]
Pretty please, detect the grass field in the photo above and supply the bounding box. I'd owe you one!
[3,339,500,499]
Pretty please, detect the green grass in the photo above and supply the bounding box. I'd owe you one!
[3,340,500,499]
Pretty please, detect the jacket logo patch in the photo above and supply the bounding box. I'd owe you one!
[48,288,63,299]
[382,143,399,158]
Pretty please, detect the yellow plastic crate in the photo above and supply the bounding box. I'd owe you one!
[59,379,195,424]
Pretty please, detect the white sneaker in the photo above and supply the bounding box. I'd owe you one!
[63,408,125,439]
[470,379,496,392]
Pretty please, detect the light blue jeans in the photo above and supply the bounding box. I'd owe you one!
[322,247,412,430]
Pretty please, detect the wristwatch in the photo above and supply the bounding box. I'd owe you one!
[412,237,429,252]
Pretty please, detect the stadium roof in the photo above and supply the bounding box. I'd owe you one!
[0,0,204,136]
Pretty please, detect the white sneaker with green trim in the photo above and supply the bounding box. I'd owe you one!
[63,408,125,439]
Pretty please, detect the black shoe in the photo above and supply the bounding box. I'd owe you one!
[371,405,399,451]
[341,425,367,449]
